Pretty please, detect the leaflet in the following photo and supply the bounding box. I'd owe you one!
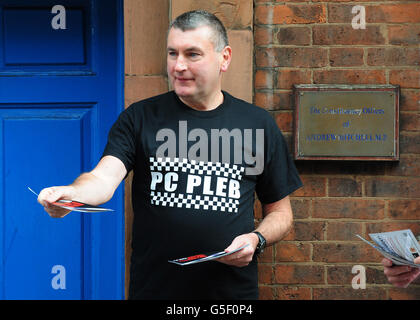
[28,187,113,213]
[356,229,420,268]
[169,244,250,266]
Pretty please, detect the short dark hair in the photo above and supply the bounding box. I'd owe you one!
[169,10,229,52]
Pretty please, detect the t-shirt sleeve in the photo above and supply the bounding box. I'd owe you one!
[255,119,303,204]
[101,106,137,175]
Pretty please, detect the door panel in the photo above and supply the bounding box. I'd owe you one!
[0,0,124,299]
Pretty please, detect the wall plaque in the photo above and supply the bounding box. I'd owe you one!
[294,85,399,161]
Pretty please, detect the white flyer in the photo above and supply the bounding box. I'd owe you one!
[169,244,250,266]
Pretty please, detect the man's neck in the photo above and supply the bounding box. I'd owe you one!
[179,90,224,111]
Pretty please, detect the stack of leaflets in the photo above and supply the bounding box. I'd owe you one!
[356,229,420,268]
[169,244,249,266]
[28,187,113,213]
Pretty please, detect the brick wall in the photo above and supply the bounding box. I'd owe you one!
[254,0,420,300]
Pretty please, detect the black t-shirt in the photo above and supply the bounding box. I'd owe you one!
[102,91,302,299]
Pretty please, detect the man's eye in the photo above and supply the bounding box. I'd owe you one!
[168,51,177,57]
[188,52,199,58]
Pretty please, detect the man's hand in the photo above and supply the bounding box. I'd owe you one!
[36,155,127,219]
[382,257,420,288]
[38,186,76,218]
[216,233,259,267]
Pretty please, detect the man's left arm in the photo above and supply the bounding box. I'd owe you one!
[217,196,293,267]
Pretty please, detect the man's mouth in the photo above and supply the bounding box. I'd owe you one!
[176,77,194,82]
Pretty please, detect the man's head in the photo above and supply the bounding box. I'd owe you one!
[169,10,229,52]
[167,10,232,108]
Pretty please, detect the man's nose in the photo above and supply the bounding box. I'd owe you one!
[175,56,187,72]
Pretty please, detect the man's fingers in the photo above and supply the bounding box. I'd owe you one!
[381,258,393,267]
[38,186,73,218]
[39,187,64,204]
[43,205,71,218]
[384,265,412,277]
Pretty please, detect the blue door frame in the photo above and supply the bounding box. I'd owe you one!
[0,0,125,299]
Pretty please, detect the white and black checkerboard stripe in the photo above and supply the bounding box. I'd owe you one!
[149,157,245,180]
[150,191,239,213]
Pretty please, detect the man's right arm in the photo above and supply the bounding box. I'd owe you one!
[38,155,127,218]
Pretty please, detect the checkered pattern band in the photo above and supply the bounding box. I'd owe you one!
[149,157,245,180]
[150,191,239,213]
[149,157,243,213]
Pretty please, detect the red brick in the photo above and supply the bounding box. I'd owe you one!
[364,177,420,198]
[283,221,325,241]
[313,25,385,45]
[258,264,273,284]
[258,286,275,300]
[390,70,420,89]
[276,27,311,45]
[400,90,420,112]
[258,245,273,263]
[313,243,382,263]
[400,132,420,154]
[275,242,311,262]
[388,199,420,220]
[400,112,420,132]
[327,4,355,23]
[389,287,420,300]
[366,222,420,236]
[314,70,386,85]
[327,265,388,285]
[276,69,311,89]
[329,3,420,24]
[256,47,328,68]
[254,91,292,110]
[388,25,420,45]
[277,286,311,300]
[254,197,263,220]
[328,177,362,197]
[313,288,387,300]
[312,199,385,219]
[293,176,327,197]
[367,3,420,23]
[255,69,274,90]
[273,111,293,132]
[255,4,326,25]
[274,265,324,284]
[385,156,420,177]
[327,222,363,241]
[290,199,311,219]
[367,48,420,67]
[254,26,273,46]
[329,48,364,67]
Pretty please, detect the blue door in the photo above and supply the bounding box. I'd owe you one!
[0,0,125,299]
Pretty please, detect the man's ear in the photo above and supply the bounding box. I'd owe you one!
[220,46,232,73]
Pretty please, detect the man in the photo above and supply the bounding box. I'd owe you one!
[37,10,302,299]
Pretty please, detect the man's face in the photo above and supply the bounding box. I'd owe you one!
[167,26,228,104]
